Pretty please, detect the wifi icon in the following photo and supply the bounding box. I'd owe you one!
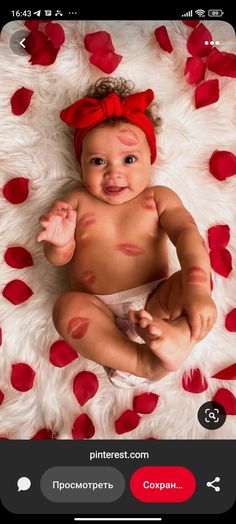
[195,9,205,17]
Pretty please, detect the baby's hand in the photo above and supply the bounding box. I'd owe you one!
[36,200,77,247]
[181,291,217,342]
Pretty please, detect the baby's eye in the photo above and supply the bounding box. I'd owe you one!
[90,158,105,165]
[124,155,137,164]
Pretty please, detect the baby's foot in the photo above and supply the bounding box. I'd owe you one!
[128,310,194,372]
[128,309,162,343]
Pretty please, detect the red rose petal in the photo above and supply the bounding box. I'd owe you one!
[182,368,208,393]
[3,177,29,204]
[115,409,141,434]
[24,30,48,55]
[209,248,232,277]
[72,413,95,439]
[0,390,4,406]
[10,87,33,116]
[32,429,55,439]
[184,57,206,84]
[49,340,78,367]
[213,388,236,415]
[4,247,33,269]
[207,48,236,78]
[30,41,59,65]
[209,150,236,181]
[89,49,122,74]
[225,309,236,332]
[73,371,99,406]
[208,225,230,250]
[2,279,33,305]
[0,327,2,346]
[45,22,65,49]
[155,26,173,53]
[25,20,40,32]
[84,31,114,53]
[187,23,213,57]
[195,79,219,109]
[133,392,159,414]
[183,21,200,28]
[11,363,35,392]
[212,363,236,379]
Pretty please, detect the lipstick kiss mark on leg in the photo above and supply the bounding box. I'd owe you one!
[186,266,207,284]
[67,317,90,339]
[82,270,96,285]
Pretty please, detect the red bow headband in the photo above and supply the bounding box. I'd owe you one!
[60,89,157,164]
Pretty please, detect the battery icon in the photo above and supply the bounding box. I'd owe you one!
[208,9,224,17]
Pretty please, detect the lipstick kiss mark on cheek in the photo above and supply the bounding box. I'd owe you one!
[67,317,90,339]
[117,129,138,146]
[116,243,145,256]
[186,267,208,283]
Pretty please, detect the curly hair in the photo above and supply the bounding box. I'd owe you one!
[83,77,161,132]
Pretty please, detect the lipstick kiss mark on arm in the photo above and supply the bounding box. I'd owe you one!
[115,243,145,256]
[67,317,90,339]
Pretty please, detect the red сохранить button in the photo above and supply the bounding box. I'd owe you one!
[130,466,196,503]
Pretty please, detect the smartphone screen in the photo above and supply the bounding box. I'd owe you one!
[0,6,236,522]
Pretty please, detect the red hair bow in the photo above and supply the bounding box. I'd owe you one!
[60,89,157,164]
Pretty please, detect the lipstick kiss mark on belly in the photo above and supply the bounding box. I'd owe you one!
[115,243,145,256]
[67,317,90,339]
[82,270,96,285]
[186,266,208,284]
[78,213,96,228]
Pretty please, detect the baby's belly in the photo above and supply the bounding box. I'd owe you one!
[68,244,168,294]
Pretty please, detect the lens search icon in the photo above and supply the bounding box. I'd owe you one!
[198,401,226,430]
[17,477,31,492]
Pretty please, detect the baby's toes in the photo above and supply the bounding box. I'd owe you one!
[139,318,150,329]
[147,324,162,337]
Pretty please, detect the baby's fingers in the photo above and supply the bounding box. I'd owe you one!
[67,209,77,223]
[36,231,47,242]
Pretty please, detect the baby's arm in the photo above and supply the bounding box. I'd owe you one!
[37,192,78,266]
[155,186,217,340]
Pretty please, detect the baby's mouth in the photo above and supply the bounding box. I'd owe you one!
[103,186,127,195]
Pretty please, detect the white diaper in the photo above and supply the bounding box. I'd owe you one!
[95,279,165,388]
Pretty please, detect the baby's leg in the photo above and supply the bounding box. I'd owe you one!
[129,271,195,372]
[52,292,169,381]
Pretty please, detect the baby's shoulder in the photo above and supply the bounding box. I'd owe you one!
[62,185,87,209]
[151,185,183,213]
[152,185,179,201]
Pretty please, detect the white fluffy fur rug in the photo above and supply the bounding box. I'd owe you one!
[0,19,236,440]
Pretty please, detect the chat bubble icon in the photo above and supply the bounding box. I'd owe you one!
[17,477,31,492]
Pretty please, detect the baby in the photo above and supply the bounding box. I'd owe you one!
[37,77,217,388]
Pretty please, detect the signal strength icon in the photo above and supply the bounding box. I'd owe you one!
[182,10,193,17]
[195,9,205,17]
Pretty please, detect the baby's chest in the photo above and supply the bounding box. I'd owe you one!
[76,201,159,242]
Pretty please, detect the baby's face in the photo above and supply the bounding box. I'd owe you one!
[80,122,152,205]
